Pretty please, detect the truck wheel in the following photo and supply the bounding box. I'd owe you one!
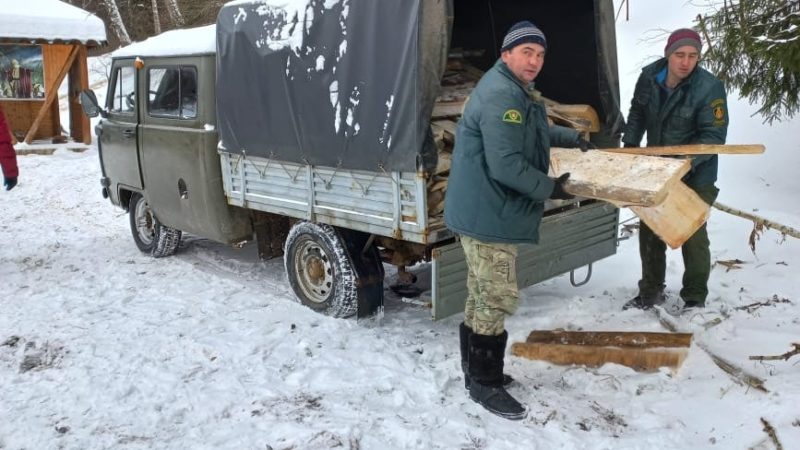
[284,222,358,318]
[129,193,182,258]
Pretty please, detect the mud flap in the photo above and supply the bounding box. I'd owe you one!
[335,228,385,318]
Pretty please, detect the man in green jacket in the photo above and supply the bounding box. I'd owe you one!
[621,28,728,312]
[444,21,591,420]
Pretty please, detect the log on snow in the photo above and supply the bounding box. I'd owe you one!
[511,330,692,373]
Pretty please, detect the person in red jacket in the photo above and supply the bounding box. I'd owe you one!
[0,104,19,190]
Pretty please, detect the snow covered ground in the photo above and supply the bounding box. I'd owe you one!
[2,3,799,450]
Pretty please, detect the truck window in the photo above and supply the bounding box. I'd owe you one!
[110,66,135,114]
[147,66,198,119]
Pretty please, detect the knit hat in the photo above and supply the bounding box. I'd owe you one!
[501,21,547,53]
[664,28,702,57]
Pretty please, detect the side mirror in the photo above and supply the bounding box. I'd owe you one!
[79,90,106,118]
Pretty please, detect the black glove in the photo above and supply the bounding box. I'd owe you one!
[549,173,574,200]
[623,142,639,148]
[576,138,597,152]
[3,176,16,191]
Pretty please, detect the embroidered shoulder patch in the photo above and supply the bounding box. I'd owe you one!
[710,98,726,126]
[502,109,523,124]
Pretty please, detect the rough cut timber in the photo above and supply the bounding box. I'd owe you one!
[627,181,711,249]
[602,144,765,155]
[546,103,600,132]
[549,148,691,206]
[511,330,693,373]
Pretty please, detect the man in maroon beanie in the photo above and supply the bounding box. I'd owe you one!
[0,104,19,191]
[621,28,728,312]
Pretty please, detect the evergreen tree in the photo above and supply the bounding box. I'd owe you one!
[697,0,800,123]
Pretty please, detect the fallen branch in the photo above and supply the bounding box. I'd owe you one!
[714,258,745,272]
[749,343,800,362]
[713,202,800,240]
[656,308,768,393]
[734,295,792,314]
[760,417,783,450]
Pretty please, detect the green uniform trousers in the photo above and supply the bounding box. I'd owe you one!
[638,184,719,302]
[460,235,519,336]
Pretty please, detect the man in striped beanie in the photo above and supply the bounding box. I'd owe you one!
[622,27,728,313]
[445,20,591,421]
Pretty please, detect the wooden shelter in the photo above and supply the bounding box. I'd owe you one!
[0,0,106,146]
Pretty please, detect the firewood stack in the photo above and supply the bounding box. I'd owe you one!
[426,54,601,222]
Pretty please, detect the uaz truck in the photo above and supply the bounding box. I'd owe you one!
[81,0,624,320]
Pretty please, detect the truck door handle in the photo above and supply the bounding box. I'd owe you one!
[122,129,135,139]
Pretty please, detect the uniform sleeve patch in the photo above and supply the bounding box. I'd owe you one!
[502,109,523,124]
[710,98,726,126]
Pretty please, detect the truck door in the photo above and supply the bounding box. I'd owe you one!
[100,61,143,200]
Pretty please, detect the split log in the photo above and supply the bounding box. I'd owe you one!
[550,148,690,206]
[435,152,451,175]
[627,182,711,249]
[432,101,466,119]
[546,104,600,132]
[511,330,692,373]
[431,120,457,145]
[602,144,765,155]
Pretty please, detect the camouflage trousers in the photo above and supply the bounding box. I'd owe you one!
[460,235,519,336]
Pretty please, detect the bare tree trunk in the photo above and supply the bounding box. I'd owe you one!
[163,0,185,27]
[102,0,131,46]
[151,0,162,35]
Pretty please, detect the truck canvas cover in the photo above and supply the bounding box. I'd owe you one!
[216,0,623,173]
[216,0,449,172]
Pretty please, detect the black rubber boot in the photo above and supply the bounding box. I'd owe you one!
[460,323,513,389]
[467,331,526,420]
[622,288,666,311]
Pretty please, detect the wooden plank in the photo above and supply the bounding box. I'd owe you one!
[525,330,692,349]
[511,342,689,372]
[550,148,691,207]
[24,45,79,144]
[602,144,765,155]
[628,182,710,249]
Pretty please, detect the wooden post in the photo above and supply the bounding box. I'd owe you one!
[24,45,80,144]
[69,46,91,144]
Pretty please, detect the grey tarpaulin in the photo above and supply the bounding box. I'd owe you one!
[216,0,450,173]
[216,0,622,173]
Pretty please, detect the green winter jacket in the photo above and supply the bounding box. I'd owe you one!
[622,58,728,187]
[444,60,581,244]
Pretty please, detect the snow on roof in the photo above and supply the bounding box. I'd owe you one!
[112,25,217,59]
[1,0,106,45]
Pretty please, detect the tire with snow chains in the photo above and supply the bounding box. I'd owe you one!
[284,221,358,318]
[129,193,182,258]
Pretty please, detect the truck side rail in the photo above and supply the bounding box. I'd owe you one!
[220,151,453,245]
